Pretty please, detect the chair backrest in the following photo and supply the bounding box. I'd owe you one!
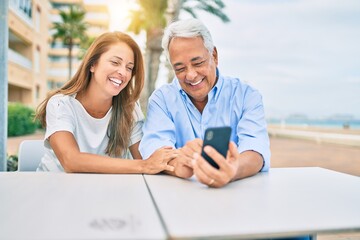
[18,140,45,171]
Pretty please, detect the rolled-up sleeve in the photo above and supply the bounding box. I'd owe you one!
[236,88,270,172]
[139,90,177,159]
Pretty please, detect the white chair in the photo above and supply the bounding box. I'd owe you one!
[18,140,45,171]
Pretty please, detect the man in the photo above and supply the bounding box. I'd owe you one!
[139,18,270,188]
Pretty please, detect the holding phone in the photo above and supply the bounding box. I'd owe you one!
[201,126,232,169]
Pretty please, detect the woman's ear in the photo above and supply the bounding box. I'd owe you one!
[90,65,95,73]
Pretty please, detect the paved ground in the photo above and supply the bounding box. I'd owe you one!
[269,136,360,240]
[270,137,360,177]
[6,133,360,239]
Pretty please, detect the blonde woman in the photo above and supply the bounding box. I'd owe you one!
[36,32,175,173]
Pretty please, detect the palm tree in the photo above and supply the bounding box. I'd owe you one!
[79,36,96,60]
[128,0,229,109]
[127,0,168,109]
[52,5,88,81]
[180,0,229,22]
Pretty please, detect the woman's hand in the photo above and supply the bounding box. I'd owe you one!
[163,139,203,179]
[167,148,194,178]
[143,146,177,174]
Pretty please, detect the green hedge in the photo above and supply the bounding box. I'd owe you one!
[7,155,18,171]
[8,103,39,137]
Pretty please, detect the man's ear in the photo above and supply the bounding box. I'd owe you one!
[212,47,218,65]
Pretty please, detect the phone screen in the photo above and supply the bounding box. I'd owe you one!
[201,126,231,169]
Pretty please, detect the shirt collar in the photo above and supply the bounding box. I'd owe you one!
[210,68,223,102]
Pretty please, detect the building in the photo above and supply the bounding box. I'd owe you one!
[47,0,109,90]
[7,0,109,107]
[8,0,50,108]
[84,4,109,38]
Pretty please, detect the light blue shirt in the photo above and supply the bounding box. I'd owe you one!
[139,70,270,171]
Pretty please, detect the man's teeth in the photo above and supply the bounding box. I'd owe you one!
[109,78,122,86]
[190,79,202,86]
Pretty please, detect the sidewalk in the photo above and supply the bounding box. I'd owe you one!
[270,136,360,177]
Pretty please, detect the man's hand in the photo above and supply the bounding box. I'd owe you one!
[164,139,203,179]
[192,142,263,188]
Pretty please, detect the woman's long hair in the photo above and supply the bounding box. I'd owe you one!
[36,32,145,157]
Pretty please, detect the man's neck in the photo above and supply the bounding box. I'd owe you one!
[191,96,208,114]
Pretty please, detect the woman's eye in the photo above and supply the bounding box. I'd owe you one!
[127,67,133,72]
[111,61,119,65]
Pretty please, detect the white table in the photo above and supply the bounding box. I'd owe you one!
[144,167,360,239]
[0,172,166,240]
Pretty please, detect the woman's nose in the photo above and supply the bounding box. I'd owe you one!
[117,66,125,76]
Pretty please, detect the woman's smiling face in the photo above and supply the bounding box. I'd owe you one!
[90,42,134,98]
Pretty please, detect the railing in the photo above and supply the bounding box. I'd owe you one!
[268,127,360,147]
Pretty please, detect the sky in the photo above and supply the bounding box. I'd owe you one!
[86,0,360,119]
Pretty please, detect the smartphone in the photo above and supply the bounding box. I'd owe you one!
[201,126,232,169]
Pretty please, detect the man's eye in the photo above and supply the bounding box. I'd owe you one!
[175,68,185,72]
[194,61,204,66]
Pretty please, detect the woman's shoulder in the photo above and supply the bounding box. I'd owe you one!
[48,94,75,103]
[47,94,77,109]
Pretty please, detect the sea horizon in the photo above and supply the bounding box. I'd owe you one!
[267,118,360,130]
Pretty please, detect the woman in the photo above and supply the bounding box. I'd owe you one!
[36,32,175,173]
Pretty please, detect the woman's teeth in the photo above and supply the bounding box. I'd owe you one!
[190,79,202,86]
[109,77,122,87]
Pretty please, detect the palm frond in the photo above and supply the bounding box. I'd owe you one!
[182,0,230,23]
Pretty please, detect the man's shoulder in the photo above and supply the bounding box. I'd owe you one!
[157,81,178,92]
[222,75,245,86]
[151,82,179,99]
[222,76,257,92]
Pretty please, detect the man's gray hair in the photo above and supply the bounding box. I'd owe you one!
[162,18,214,61]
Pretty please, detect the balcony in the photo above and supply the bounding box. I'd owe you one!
[8,0,33,28]
[8,48,32,70]
[8,48,33,89]
[8,7,34,43]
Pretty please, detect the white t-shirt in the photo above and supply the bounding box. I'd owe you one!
[37,94,144,172]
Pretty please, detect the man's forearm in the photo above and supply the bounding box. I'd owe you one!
[234,150,263,181]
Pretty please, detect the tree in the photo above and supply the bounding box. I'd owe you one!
[127,0,168,109]
[52,5,88,81]
[128,0,229,109]
[180,0,229,23]
[79,36,96,60]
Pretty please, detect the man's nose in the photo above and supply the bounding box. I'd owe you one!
[185,67,197,80]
